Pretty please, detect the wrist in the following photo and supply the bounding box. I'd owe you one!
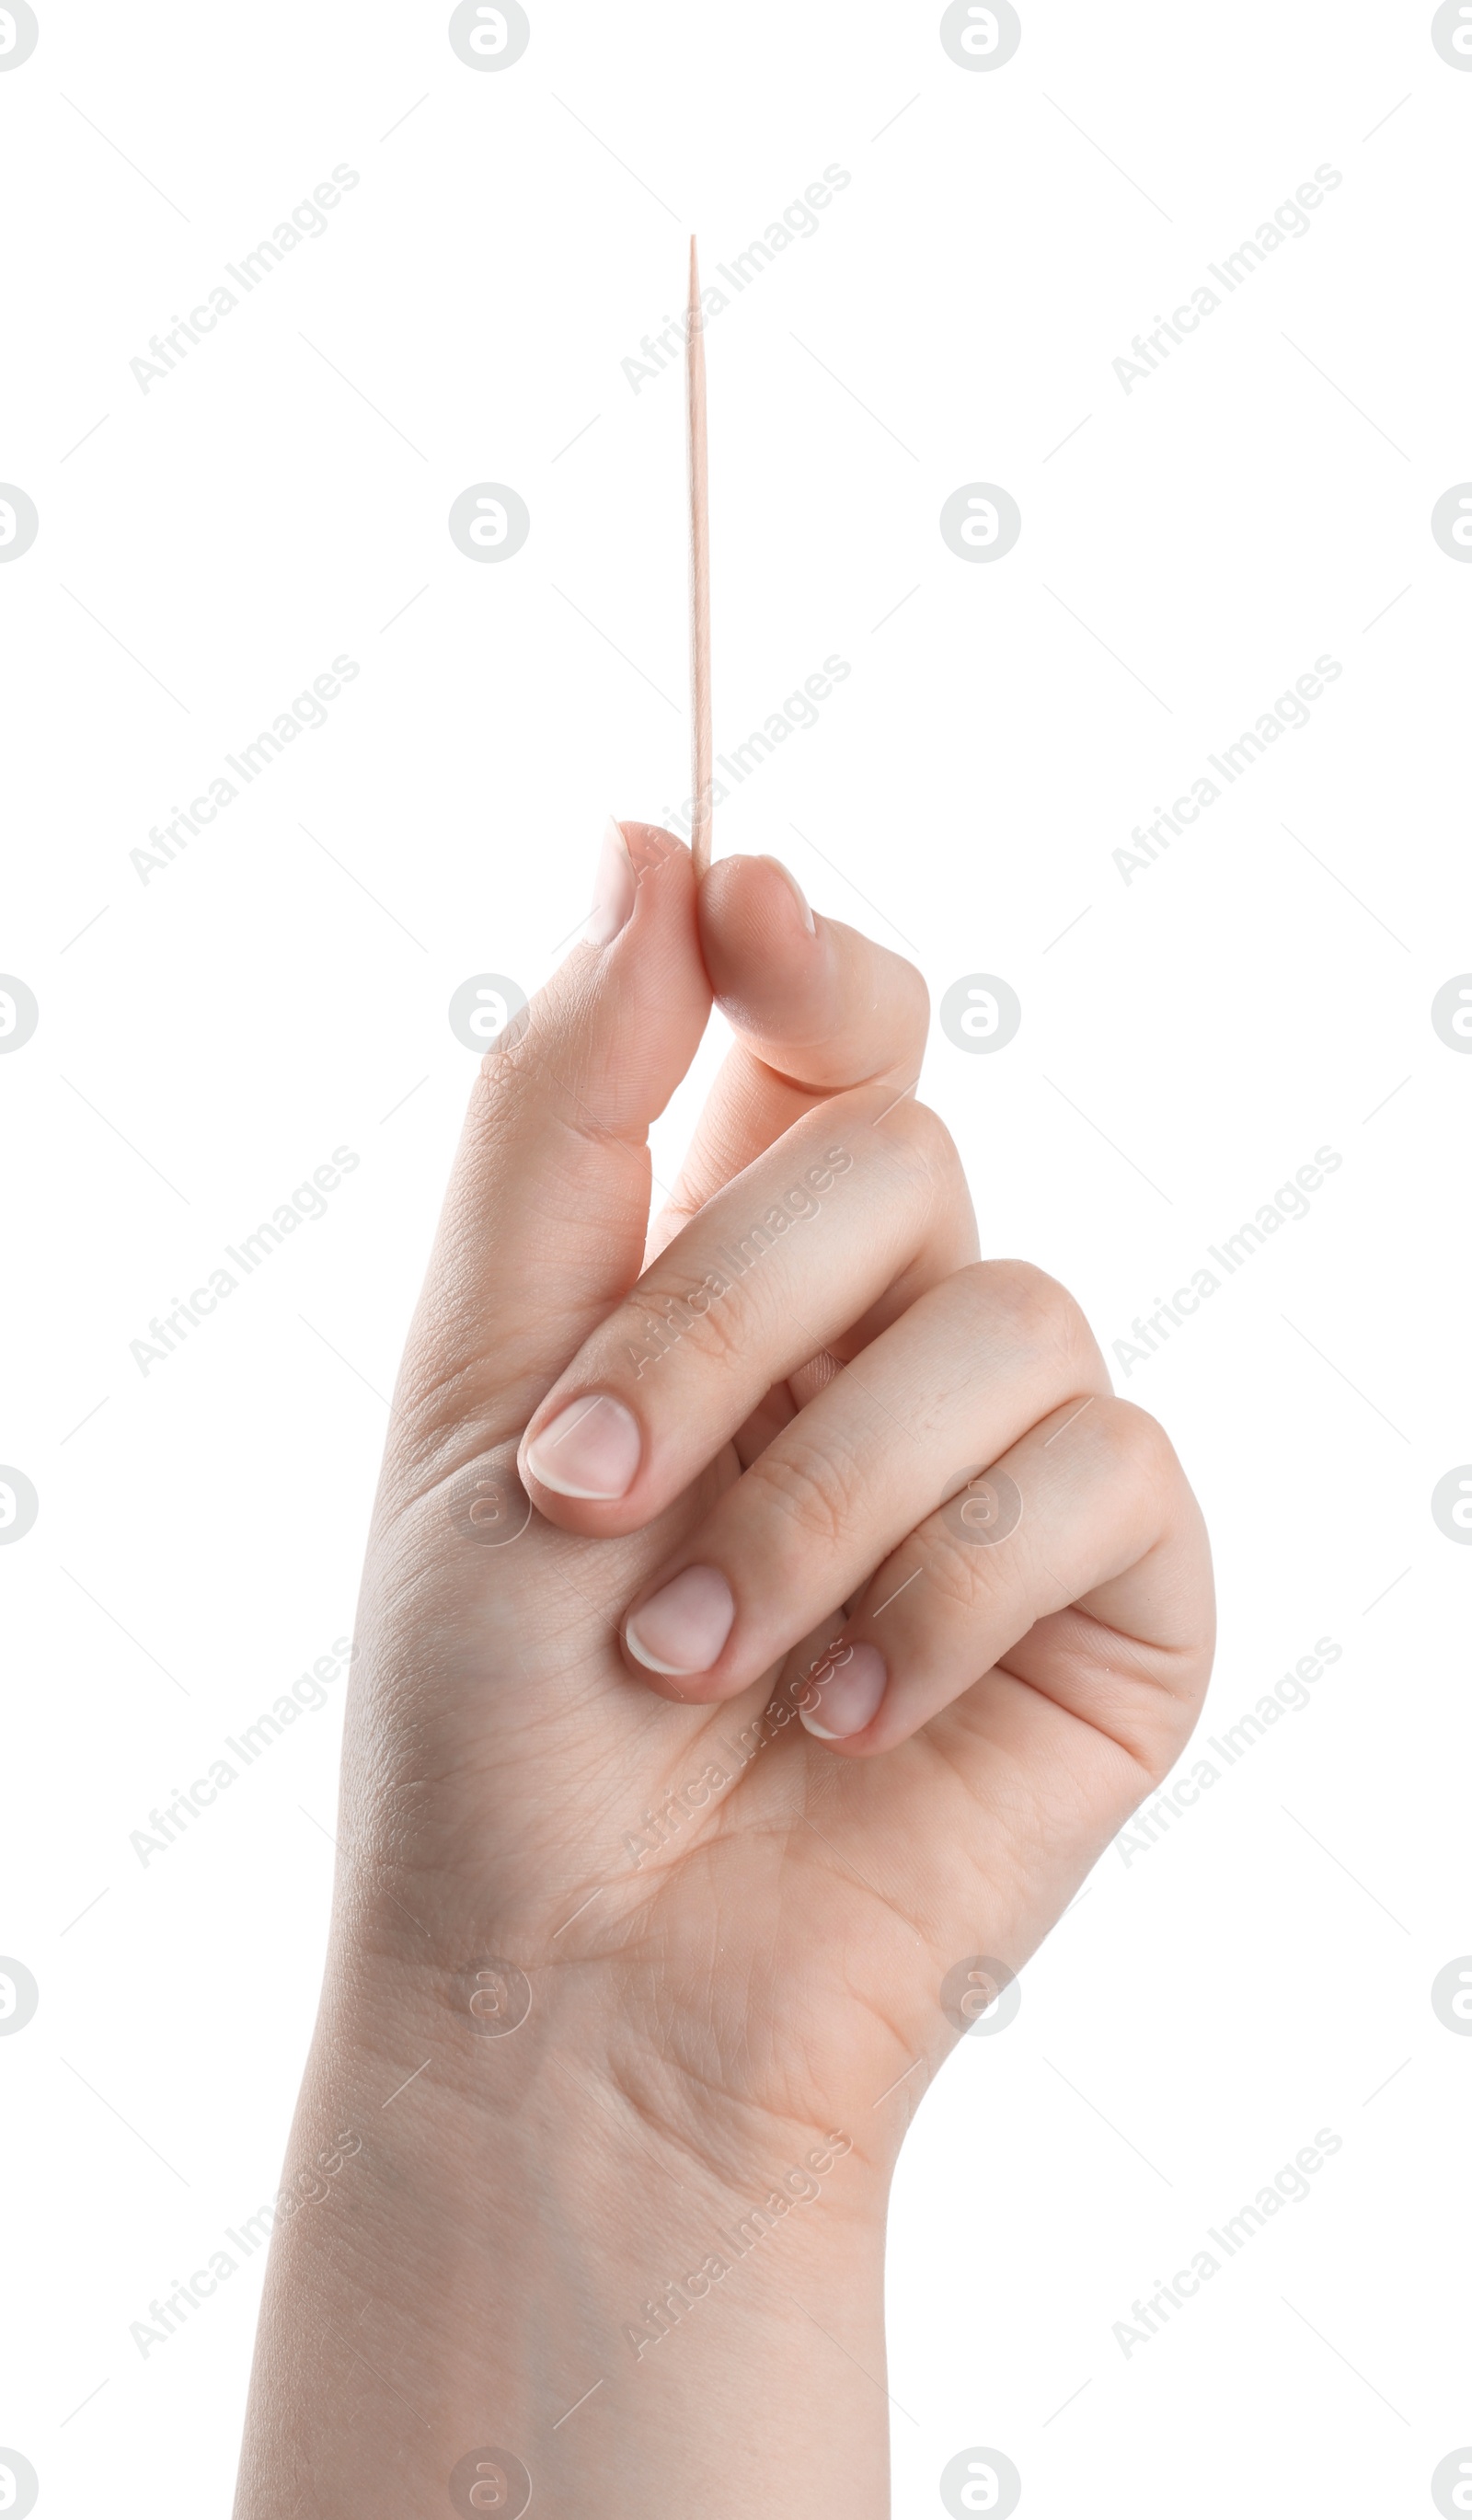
[236,1936,893,2518]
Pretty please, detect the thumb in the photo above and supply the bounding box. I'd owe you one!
[396,820,710,1455]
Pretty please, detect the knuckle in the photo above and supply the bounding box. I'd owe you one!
[879,1094,962,1192]
[897,953,931,1034]
[872,951,931,1053]
[921,1518,1014,1618]
[608,1265,754,1384]
[742,1432,862,1559]
[1095,1395,1179,1492]
[471,1014,548,1118]
[953,1257,1094,1367]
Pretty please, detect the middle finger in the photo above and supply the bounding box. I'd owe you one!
[611,1258,1110,1697]
[517,1085,976,1527]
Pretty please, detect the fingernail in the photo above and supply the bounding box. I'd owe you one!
[625,1566,735,1676]
[523,1394,641,1499]
[586,816,637,946]
[759,854,815,934]
[799,1643,887,1740]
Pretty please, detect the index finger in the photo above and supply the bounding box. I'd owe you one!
[647,852,930,1257]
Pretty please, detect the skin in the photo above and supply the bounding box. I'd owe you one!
[233,828,1213,2519]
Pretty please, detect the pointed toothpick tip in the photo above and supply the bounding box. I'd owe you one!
[686,236,712,877]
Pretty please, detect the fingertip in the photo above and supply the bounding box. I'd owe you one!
[521,1393,642,1503]
[796,1641,888,1747]
[623,1564,736,1677]
[754,854,816,934]
[697,852,828,1025]
[578,818,694,941]
[694,853,928,1093]
[618,819,693,879]
[529,817,707,1135]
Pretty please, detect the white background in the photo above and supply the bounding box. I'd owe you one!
[3,2,1470,2514]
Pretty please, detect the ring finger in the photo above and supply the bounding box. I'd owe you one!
[786,1389,1210,1761]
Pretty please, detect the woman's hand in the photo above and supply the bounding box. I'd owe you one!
[234,826,1213,2520]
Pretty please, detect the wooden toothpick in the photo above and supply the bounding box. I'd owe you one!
[686,235,713,876]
